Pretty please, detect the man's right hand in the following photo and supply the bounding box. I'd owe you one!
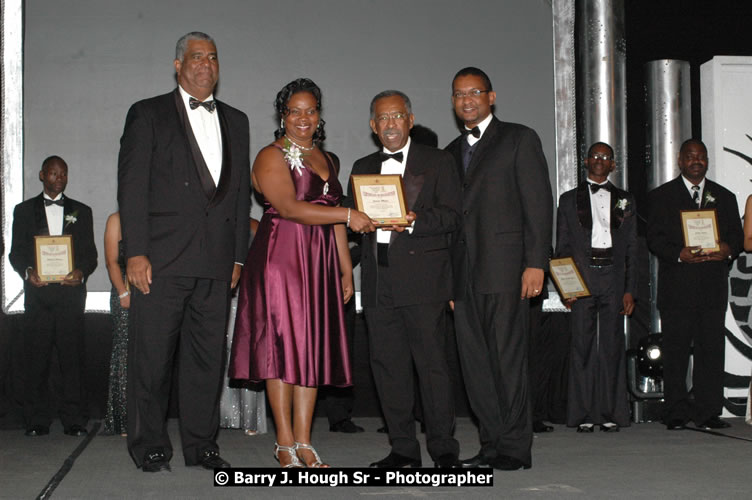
[127,255,152,295]
[679,246,707,263]
[27,268,47,288]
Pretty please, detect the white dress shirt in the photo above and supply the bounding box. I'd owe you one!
[378,138,413,243]
[681,175,705,207]
[465,113,493,147]
[587,180,612,249]
[43,193,64,236]
[178,85,223,186]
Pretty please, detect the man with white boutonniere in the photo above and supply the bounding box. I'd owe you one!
[647,138,743,432]
[555,142,638,434]
[9,155,97,438]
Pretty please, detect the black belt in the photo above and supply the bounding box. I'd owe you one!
[590,247,613,267]
[377,243,389,267]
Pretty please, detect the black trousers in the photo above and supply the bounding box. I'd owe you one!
[322,299,357,426]
[454,282,532,466]
[567,266,630,427]
[364,269,458,462]
[23,284,87,429]
[660,307,726,425]
[127,276,230,467]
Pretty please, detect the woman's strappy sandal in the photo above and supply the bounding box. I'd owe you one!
[274,442,303,468]
[294,442,329,468]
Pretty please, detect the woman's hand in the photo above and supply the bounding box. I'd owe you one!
[342,273,354,304]
[120,294,131,309]
[348,209,376,233]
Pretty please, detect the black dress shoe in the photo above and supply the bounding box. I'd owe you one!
[600,423,620,433]
[533,421,554,433]
[490,455,531,471]
[329,419,365,433]
[370,452,421,468]
[434,453,462,468]
[697,416,731,430]
[198,450,231,469]
[377,425,388,433]
[25,425,49,437]
[459,453,492,468]
[576,424,595,433]
[665,419,687,431]
[142,450,171,473]
[63,424,88,436]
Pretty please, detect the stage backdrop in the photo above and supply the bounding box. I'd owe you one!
[701,55,752,417]
[3,0,557,312]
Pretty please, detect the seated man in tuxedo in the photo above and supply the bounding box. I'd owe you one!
[647,138,743,430]
[9,155,97,437]
[349,90,462,468]
[556,142,637,433]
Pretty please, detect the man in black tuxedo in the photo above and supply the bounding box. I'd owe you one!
[647,138,743,431]
[556,142,637,433]
[349,90,462,468]
[117,32,249,472]
[445,67,552,470]
[9,156,97,437]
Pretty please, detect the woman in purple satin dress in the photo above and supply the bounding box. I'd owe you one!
[230,79,375,467]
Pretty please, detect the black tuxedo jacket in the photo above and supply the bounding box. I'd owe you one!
[9,193,97,286]
[647,176,743,310]
[348,142,461,307]
[445,117,553,297]
[117,90,250,281]
[556,182,638,297]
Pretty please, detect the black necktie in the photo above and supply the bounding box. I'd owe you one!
[189,97,216,113]
[379,151,403,163]
[44,198,64,207]
[692,185,700,207]
[463,126,481,138]
[589,183,611,194]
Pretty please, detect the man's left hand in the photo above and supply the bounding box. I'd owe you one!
[704,241,732,262]
[383,211,416,232]
[231,263,242,289]
[620,292,635,316]
[521,267,544,299]
[61,269,84,286]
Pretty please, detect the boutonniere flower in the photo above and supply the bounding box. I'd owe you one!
[64,210,78,228]
[704,191,715,205]
[616,198,629,211]
[282,137,307,176]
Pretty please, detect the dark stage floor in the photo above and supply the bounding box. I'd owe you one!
[1,417,750,499]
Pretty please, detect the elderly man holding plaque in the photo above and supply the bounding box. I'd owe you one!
[647,138,743,431]
[9,155,97,437]
[348,90,462,468]
[555,142,637,433]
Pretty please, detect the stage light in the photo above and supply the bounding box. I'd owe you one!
[637,334,663,379]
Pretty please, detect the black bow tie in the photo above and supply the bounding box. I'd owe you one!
[44,198,64,207]
[463,126,481,138]
[189,97,216,113]
[589,183,611,194]
[380,151,404,163]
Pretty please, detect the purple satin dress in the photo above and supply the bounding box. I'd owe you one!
[230,146,352,388]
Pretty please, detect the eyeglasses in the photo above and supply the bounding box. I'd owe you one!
[589,153,613,161]
[375,112,409,122]
[452,89,490,99]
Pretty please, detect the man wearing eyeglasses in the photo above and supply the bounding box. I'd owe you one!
[348,90,462,468]
[445,67,552,471]
[555,142,637,434]
[647,138,742,431]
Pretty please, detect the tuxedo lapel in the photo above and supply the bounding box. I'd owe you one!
[208,103,232,209]
[33,195,50,236]
[609,183,626,232]
[173,90,216,201]
[576,183,593,232]
[465,117,499,175]
[392,148,426,245]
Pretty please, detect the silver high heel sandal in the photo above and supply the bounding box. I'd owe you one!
[274,442,303,468]
[294,442,328,468]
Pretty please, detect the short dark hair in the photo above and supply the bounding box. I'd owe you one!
[680,138,706,154]
[588,142,614,158]
[452,67,493,92]
[41,155,67,172]
[274,78,326,143]
[175,32,215,60]
[369,90,412,119]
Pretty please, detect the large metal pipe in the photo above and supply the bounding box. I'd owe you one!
[576,0,627,189]
[644,60,692,333]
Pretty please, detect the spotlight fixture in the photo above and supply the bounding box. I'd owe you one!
[637,334,663,379]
